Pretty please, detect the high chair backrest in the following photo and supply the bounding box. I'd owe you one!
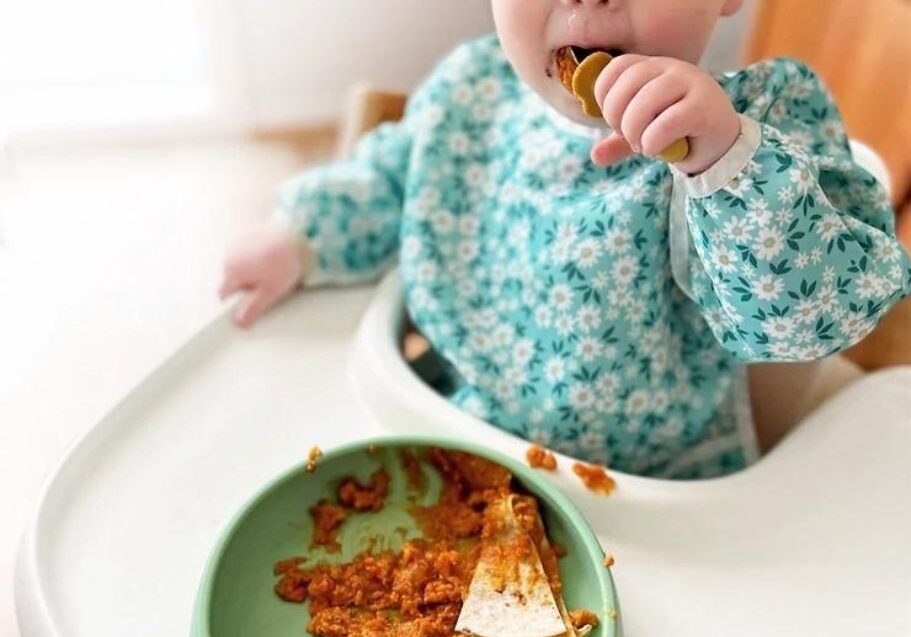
[336,84,408,158]
[745,0,911,207]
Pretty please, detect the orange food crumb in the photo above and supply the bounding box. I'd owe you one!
[572,462,617,495]
[603,553,615,568]
[274,565,311,603]
[291,541,477,636]
[338,470,390,512]
[401,449,427,496]
[309,501,347,553]
[306,446,323,473]
[555,47,578,92]
[569,608,600,630]
[273,556,306,576]
[526,444,558,471]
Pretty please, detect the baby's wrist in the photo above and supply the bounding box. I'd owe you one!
[295,236,316,285]
[271,215,315,286]
[677,109,742,176]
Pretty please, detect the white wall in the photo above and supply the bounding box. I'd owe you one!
[236,0,494,127]
[236,0,755,129]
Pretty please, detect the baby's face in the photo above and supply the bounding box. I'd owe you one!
[492,0,744,124]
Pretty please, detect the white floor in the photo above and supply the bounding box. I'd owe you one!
[0,136,326,636]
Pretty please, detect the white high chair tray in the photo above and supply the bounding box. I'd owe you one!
[16,272,911,637]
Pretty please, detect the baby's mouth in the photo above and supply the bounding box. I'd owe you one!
[554,46,625,92]
[570,46,625,62]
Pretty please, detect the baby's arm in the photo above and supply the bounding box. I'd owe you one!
[675,59,911,361]
[220,118,413,328]
[218,37,469,328]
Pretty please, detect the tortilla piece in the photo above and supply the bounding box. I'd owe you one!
[455,496,566,637]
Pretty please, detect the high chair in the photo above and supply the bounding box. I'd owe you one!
[15,85,910,637]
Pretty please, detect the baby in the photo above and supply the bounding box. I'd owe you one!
[221,0,911,479]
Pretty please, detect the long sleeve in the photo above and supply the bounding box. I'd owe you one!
[676,58,911,362]
[274,118,413,286]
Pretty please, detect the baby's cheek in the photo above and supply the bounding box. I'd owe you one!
[491,0,550,73]
[634,3,717,62]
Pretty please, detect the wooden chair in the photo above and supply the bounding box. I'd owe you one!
[746,0,911,205]
[335,84,408,159]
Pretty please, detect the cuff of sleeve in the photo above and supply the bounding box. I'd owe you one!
[271,211,320,287]
[673,114,761,199]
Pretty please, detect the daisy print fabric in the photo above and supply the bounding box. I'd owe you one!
[277,36,911,479]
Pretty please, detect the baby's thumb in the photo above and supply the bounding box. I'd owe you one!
[590,133,634,167]
[219,274,241,300]
[233,287,281,329]
[219,260,250,300]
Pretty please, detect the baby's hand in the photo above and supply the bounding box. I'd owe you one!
[219,225,310,328]
[590,55,741,175]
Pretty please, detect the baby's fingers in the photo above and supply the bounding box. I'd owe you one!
[220,252,256,300]
[593,54,651,128]
[590,132,634,167]
[620,73,688,154]
[219,270,244,300]
[639,99,693,160]
[233,287,281,329]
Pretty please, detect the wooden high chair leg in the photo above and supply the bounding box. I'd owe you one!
[336,84,408,158]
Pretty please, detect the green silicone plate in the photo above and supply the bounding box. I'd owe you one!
[192,436,620,636]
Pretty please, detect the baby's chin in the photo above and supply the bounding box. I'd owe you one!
[535,82,609,129]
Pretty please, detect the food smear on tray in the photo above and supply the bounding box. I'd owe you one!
[306,446,324,473]
[572,462,617,496]
[526,444,558,471]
